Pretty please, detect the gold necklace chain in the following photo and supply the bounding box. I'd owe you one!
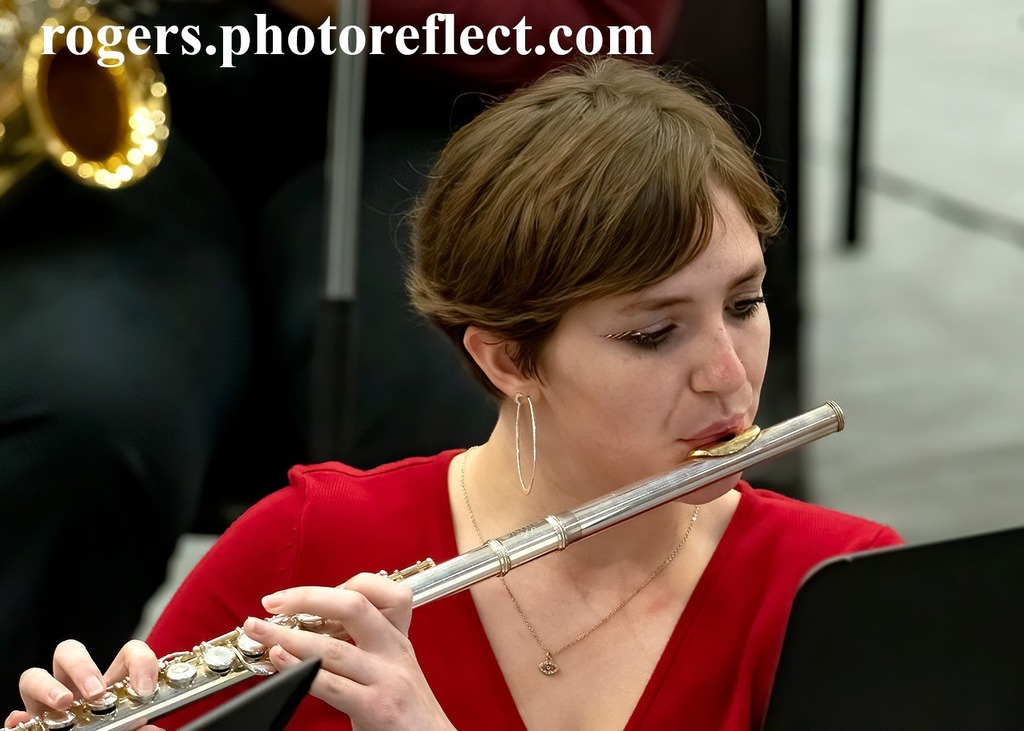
[459,447,700,676]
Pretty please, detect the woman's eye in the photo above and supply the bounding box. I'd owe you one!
[728,296,767,321]
[626,324,676,350]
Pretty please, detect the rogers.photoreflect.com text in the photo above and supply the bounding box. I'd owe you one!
[39,12,655,69]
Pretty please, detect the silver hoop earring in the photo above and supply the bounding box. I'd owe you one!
[514,392,537,495]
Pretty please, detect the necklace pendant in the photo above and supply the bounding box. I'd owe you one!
[538,654,559,676]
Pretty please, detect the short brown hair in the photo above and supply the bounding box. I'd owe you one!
[407,57,780,398]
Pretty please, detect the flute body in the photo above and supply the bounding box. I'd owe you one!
[12,402,844,731]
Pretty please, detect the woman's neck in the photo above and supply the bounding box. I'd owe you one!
[451,417,739,580]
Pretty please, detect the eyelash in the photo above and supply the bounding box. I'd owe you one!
[619,297,767,350]
[625,325,676,350]
[729,295,767,321]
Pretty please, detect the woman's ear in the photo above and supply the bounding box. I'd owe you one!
[463,326,532,399]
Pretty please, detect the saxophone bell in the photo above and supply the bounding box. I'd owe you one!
[0,0,169,198]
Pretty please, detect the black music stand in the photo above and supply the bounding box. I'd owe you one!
[762,525,1024,730]
[180,658,320,731]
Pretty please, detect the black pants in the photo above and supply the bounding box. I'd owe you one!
[0,136,250,708]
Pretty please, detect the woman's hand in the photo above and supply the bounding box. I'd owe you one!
[246,572,453,731]
[4,639,163,730]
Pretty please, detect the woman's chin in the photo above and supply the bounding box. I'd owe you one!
[676,473,742,505]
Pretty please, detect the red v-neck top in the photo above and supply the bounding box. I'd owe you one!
[147,451,901,730]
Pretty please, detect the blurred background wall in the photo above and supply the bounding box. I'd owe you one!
[803,0,1024,543]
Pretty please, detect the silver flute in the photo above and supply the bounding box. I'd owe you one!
[13,402,845,731]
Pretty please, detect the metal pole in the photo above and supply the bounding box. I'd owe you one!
[845,0,869,248]
[310,0,369,461]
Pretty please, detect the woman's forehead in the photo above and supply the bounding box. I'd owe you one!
[580,232,766,319]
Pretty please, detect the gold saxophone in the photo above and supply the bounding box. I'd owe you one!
[0,0,168,197]
[8,403,846,731]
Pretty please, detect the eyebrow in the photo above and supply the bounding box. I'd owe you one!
[619,263,767,315]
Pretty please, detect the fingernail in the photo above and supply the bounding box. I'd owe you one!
[49,687,72,706]
[262,592,283,610]
[134,675,155,695]
[83,676,104,697]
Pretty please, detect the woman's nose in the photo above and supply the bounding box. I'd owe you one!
[689,325,747,395]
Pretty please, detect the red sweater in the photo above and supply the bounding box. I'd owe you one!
[147,451,901,729]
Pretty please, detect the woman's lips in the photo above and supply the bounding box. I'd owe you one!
[681,417,748,448]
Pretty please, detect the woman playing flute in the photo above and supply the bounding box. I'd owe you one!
[7,57,901,731]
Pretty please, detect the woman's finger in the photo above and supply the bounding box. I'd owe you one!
[263,585,407,655]
[267,644,369,717]
[102,639,160,698]
[50,640,107,702]
[262,574,414,648]
[252,577,448,727]
[17,667,74,718]
[243,617,375,685]
[341,573,415,635]
[6,709,35,729]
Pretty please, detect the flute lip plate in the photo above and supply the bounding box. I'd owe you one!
[687,425,762,458]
